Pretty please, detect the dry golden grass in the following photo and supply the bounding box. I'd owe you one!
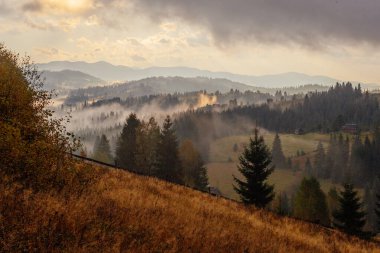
[1,163,379,253]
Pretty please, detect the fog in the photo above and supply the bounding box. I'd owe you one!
[54,93,224,153]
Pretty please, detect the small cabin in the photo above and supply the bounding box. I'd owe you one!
[341,123,359,134]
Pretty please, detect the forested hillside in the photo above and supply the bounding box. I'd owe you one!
[1,45,380,252]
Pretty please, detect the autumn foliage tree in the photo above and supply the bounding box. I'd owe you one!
[179,139,208,190]
[0,44,78,190]
[293,177,330,226]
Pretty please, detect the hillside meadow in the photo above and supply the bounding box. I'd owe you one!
[207,162,342,200]
[1,162,378,253]
[209,132,331,163]
[207,132,370,199]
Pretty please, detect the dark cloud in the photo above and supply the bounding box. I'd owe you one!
[22,0,43,12]
[132,0,380,48]
[0,1,12,15]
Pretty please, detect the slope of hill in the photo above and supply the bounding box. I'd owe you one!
[41,70,106,90]
[2,163,377,252]
[38,61,354,88]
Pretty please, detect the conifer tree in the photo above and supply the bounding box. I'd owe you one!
[333,183,366,237]
[157,116,182,183]
[271,133,286,168]
[327,187,339,220]
[145,117,161,175]
[326,134,338,179]
[304,157,313,176]
[135,118,161,175]
[115,113,141,171]
[92,134,113,164]
[374,176,380,232]
[233,128,274,208]
[350,134,363,185]
[376,192,380,231]
[314,141,325,178]
[293,177,330,225]
[273,192,290,215]
[287,157,292,170]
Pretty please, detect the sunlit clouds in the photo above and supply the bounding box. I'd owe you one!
[1,0,380,84]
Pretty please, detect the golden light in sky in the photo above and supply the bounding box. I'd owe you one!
[43,0,92,13]
[1,0,379,84]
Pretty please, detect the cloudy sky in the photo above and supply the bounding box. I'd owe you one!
[1,0,380,83]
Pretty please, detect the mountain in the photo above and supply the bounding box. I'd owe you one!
[41,70,106,90]
[67,76,262,101]
[38,61,363,88]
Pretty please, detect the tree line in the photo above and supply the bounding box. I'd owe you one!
[234,128,380,238]
[91,114,208,190]
[174,83,380,161]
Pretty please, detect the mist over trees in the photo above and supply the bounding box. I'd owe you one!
[112,114,207,187]
[92,135,113,164]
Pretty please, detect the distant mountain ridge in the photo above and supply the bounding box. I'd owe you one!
[37,61,369,88]
[66,76,259,101]
[41,70,106,90]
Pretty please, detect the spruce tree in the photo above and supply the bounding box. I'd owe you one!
[157,116,182,183]
[376,192,380,232]
[146,117,161,175]
[327,187,339,221]
[375,176,380,232]
[233,128,274,208]
[293,177,330,225]
[271,133,286,168]
[313,141,325,178]
[273,192,290,215]
[350,134,363,186]
[115,113,141,171]
[304,157,313,176]
[92,134,113,164]
[135,118,161,175]
[333,183,366,237]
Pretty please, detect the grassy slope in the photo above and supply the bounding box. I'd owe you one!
[1,163,377,252]
[209,132,331,163]
[207,132,334,199]
[207,162,340,200]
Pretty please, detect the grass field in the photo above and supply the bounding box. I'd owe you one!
[209,132,331,163]
[207,162,339,200]
[1,163,377,252]
[207,131,370,200]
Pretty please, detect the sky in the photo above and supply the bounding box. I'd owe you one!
[1,0,380,83]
